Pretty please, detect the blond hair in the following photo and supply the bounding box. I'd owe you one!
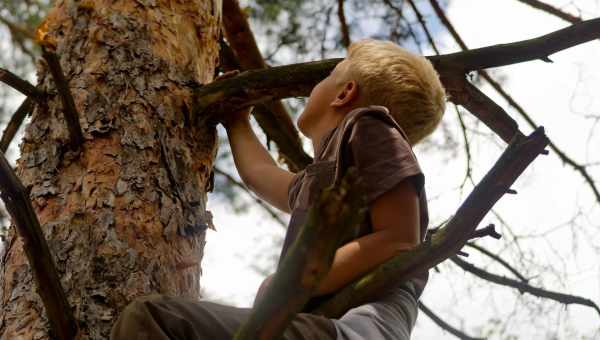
[340,39,446,145]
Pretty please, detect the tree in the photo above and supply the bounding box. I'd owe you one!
[0,0,222,338]
[0,0,598,339]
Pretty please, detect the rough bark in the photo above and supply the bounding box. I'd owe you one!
[0,0,221,339]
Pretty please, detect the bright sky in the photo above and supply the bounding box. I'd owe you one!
[201,1,600,339]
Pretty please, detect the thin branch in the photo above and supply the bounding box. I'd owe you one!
[429,0,600,204]
[418,302,484,340]
[337,0,351,48]
[311,128,549,318]
[41,48,85,150]
[516,0,583,23]
[0,68,45,102]
[450,255,600,316]
[214,167,287,227]
[221,0,310,171]
[0,153,79,340]
[0,97,34,152]
[464,242,528,282]
[483,74,600,204]
[406,0,440,54]
[235,169,365,340]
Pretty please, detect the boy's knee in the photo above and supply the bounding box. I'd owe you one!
[111,294,168,339]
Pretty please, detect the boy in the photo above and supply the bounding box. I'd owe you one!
[111,39,446,339]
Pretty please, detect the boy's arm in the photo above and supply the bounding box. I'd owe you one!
[225,117,295,213]
[314,178,420,296]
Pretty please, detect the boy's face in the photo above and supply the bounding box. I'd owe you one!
[298,59,352,137]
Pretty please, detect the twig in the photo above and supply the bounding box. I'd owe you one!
[234,169,365,340]
[214,167,287,227]
[337,0,351,48]
[0,153,79,340]
[464,242,528,282]
[0,68,45,102]
[41,48,84,150]
[450,255,600,316]
[311,128,549,318]
[418,302,484,340]
[516,0,583,23]
[406,0,440,54]
[469,224,501,240]
[0,98,34,152]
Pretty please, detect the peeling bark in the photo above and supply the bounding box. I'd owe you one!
[0,1,221,339]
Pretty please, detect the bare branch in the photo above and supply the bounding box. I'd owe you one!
[311,128,549,318]
[444,74,521,144]
[450,255,600,316]
[418,302,484,340]
[337,0,351,48]
[235,170,365,340]
[0,153,79,340]
[516,0,583,23]
[406,0,440,54]
[195,17,600,134]
[0,97,34,152]
[0,68,45,102]
[426,11,600,71]
[464,242,528,282]
[214,167,287,227]
[429,0,600,204]
[41,48,85,150]
[221,0,310,171]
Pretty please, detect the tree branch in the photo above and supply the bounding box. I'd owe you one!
[450,255,600,316]
[444,74,521,144]
[418,302,484,340]
[464,242,528,282]
[41,48,85,150]
[427,9,599,71]
[406,0,440,54]
[0,153,79,340]
[516,0,583,23]
[235,170,365,340]
[310,127,549,318]
[195,17,600,130]
[221,0,311,171]
[337,0,351,48]
[429,0,600,204]
[0,97,34,153]
[0,68,45,102]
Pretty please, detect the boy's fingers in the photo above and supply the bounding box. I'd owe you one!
[214,69,240,82]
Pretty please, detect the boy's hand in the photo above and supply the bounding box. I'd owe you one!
[253,273,274,307]
[213,70,253,128]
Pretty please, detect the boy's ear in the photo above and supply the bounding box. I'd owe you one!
[331,80,359,108]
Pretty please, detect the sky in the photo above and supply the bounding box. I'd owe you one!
[201,1,600,339]
[0,0,598,339]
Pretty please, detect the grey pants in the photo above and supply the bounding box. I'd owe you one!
[110,286,418,340]
[110,294,336,340]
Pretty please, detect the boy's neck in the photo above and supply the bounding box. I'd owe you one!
[309,105,364,158]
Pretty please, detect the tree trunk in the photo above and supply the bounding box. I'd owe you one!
[0,1,221,338]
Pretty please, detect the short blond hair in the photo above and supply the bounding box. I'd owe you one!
[340,39,446,145]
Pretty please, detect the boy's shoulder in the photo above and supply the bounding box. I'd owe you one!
[336,105,411,146]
